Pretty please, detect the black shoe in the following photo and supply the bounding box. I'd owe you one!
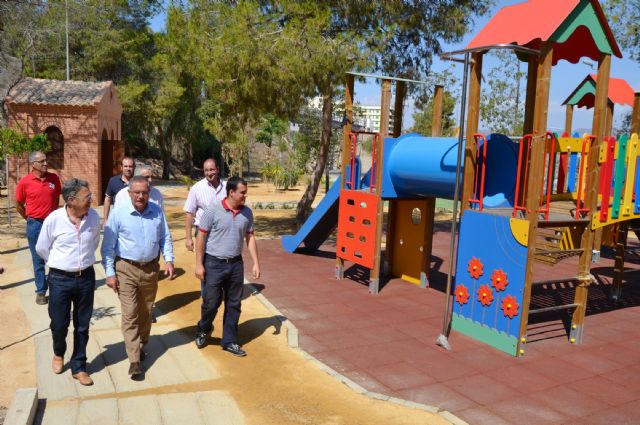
[222,343,246,357]
[128,362,143,378]
[195,329,208,349]
[36,293,48,305]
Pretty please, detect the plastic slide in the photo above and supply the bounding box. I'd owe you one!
[281,167,371,253]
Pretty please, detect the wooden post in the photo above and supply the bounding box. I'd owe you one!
[393,81,405,138]
[385,81,406,274]
[336,74,354,280]
[522,55,538,135]
[369,79,392,294]
[573,54,612,344]
[605,102,615,136]
[631,92,640,134]
[565,104,574,135]
[517,43,553,357]
[432,85,444,137]
[611,221,628,300]
[461,52,483,214]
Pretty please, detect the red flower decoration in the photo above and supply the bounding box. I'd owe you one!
[501,295,519,319]
[491,269,508,291]
[455,284,470,305]
[477,284,494,306]
[467,257,484,279]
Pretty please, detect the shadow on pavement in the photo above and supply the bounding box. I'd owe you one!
[0,276,34,290]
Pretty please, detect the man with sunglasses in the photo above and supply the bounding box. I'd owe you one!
[15,151,61,305]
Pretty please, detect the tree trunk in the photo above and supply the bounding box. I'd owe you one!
[295,88,333,229]
[157,126,171,180]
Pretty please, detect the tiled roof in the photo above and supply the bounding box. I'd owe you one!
[6,77,111,107]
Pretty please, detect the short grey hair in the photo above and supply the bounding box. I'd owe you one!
[135,164,152,175]
[29,151,45,163]
[128,175,150,190]
[62,178,89,203]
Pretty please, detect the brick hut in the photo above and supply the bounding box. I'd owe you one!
[4,77,124,204]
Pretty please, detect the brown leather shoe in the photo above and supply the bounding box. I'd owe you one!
[72,371,94,386]
[52,355,64,374]
[128,362,143,376]
[36,293,48,305]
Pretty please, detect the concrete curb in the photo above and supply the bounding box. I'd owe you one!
[4,388,37,425]
[246,282,468,425]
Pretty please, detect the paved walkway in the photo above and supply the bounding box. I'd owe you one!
[11,247,244,425]
[258,233,640,425]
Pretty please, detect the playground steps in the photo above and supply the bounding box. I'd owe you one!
[534,226,584,264]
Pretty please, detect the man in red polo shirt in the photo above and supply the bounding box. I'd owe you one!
[16,151,61,305]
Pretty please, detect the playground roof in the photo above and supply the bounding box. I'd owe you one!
[466,0,622,65]
[562,74,635,108]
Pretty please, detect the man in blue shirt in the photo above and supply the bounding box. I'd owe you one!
[101,175,174,379]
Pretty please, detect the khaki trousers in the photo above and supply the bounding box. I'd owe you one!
[116,259,159,363]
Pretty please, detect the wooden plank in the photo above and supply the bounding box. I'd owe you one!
[523,55,538,135]
[606,102,615,136]
[574,54,612,344]
[632,92,640,134]
[518,43,552,357]
[385,80,406,274]
[393,81,406,137]
[565,104,573,135]
[336,74,354,279]
[611,221,628,300]
[461,52,483,214]
[431,85,444,137]
[369,79,392,294]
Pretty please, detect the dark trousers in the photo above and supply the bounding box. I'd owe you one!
[26,218,47,294]
[48,267,95,374]
[198,255,244,346]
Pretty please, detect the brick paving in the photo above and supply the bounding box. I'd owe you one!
[255,229,640,425]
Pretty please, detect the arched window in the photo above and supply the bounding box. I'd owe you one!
[45,126,64,170]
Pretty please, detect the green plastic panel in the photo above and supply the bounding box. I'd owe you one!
[451,313,518,356]
[551,1,614,55]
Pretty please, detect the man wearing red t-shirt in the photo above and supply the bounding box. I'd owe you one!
[16,151,61,305]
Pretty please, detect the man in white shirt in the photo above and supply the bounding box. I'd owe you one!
[114,165,163,209]
[184,158,226,251]
[36,178,100,386]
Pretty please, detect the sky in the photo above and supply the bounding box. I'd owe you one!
[149,1,639,133]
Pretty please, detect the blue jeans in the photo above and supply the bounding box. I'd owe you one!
[26,218,47,294]
[48,267,95,374]
[198,256,244,346]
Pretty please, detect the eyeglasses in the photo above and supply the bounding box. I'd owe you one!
[71,193,93,201]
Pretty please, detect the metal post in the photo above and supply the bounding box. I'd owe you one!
[436,52,471,350]
[65,0,70,80]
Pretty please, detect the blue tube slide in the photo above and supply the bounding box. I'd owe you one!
[382,133,518,208]
[281,133,518,252]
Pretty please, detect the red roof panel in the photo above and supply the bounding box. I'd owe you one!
[466,0,621,64]
[590,74,635,107]
[467,0,579,49]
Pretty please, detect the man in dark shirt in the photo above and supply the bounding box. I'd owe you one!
[103,156,135,225]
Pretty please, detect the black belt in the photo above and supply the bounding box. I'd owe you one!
[207,254,242,264]
[49,267,93,278]
[27,217,45,222]
[116,256,158,267]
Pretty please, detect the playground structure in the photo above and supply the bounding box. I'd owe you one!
[282,0,640,357]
